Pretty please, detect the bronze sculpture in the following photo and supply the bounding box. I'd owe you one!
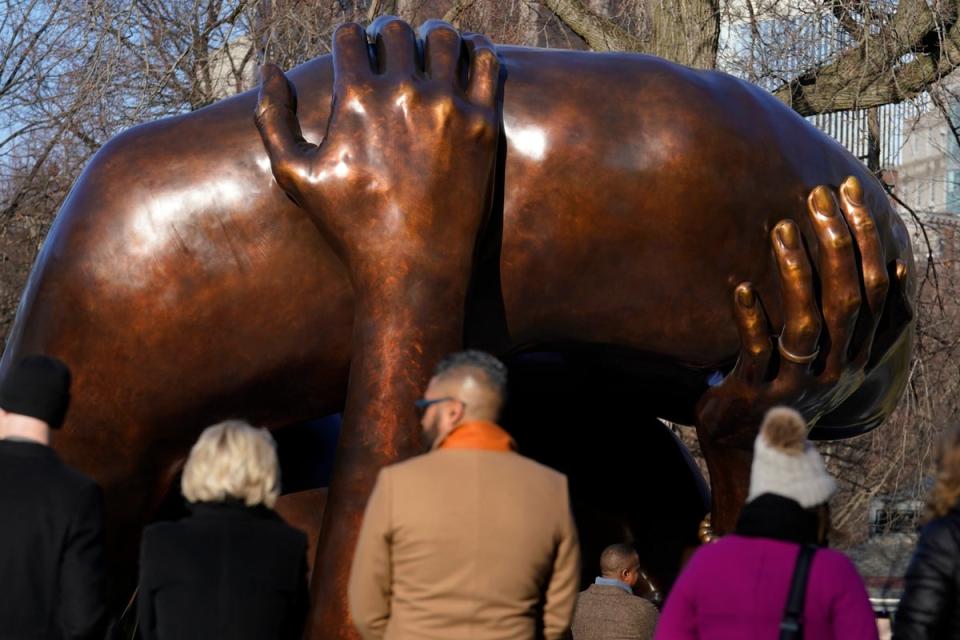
[0,17,914,638]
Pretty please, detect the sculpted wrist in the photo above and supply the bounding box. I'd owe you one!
[350,259,473,303]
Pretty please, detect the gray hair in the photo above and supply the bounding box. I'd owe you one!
[433,350,508,397]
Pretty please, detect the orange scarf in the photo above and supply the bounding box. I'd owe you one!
[437,420,517,452]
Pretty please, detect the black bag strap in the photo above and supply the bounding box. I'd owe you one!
[779,544,817,640]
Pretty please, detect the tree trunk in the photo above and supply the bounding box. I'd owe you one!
[867,108,881,175]
[647,0,719,69]
[544,0,719,68]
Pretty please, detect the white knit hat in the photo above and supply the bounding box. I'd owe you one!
[747,407,837,508]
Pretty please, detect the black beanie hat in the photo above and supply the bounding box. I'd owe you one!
[0,356,71,429]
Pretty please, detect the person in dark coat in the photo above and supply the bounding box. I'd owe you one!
[894,424,960,639]
[137,420,308,640]
[571,543,659,639]
[0,355,107,640]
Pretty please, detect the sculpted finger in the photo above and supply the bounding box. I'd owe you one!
[368,16,418,77]
[808,185,860,375]
[839,176,889,363]
[420,20,462,84]
[332,22,373,87]
[895,258,913,320]
[861,258,913,368]
[729,283,772,386]
[254,64,309,194]
[463,33,500,109]
[772,220,821,381]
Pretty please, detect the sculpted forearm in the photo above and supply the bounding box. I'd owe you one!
[308,282,473,638]
[342,284,469,463]
[256,17,500,637]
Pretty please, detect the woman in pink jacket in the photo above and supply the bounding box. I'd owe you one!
[656,407,878,640]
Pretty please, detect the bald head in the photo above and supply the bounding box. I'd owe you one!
[600,544,639,578]
[430,351,508,422]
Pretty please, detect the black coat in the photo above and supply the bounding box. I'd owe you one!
[0,439,107,640]
[137,501,308,640]
[894,506,960,639]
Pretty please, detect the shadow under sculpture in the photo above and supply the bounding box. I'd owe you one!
[1,23,914,640]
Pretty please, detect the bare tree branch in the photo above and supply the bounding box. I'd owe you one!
[542,0,644,51]
[773,0,960,115]
[367,0,397,22]
[883,183,945,313]
[443,0,476,26]
[1,120,68,218]
[931,86,960,153]
[544,0,719,68]
[828,0,866,40]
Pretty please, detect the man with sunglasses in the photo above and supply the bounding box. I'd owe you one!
[348,350,581,639]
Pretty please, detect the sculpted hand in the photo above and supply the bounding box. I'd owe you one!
[253,19,502,638]
[255,18,500,288]
[695,176,912,534]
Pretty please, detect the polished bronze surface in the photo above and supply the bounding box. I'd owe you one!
[0,18,914,638]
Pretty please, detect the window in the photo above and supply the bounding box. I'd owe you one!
[870,507,919,535]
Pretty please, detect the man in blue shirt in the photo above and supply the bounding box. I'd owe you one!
[572,544,659,639]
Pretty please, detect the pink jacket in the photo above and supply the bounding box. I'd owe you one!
[656,535,878,640]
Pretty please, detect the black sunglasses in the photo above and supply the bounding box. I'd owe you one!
[414,396,456,413]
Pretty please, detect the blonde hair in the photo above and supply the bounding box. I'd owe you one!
[181,420,280,508]
[927,424,960,519]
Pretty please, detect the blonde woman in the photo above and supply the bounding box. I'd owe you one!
[137,421,308,640]
[894,425,960,639]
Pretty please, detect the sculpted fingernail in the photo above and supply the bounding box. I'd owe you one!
[844,177,864,205]
[896,258,908,282]
[736,284,755,307]
[777,222,799,249]
[812,186,835,216]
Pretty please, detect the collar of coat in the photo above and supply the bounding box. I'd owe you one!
[187,499,280,522]
[735,493,821,545]
[594,577,634,595]
[437,420,517,452]
[0,438,54,457]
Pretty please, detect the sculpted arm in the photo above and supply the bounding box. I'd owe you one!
[694,179,912,533]
[255,17,501,637]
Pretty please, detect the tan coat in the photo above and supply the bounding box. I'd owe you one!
[348,446,581,640]
[571,584,658,640]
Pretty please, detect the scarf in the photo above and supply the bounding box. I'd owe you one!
[438,420,517,452]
